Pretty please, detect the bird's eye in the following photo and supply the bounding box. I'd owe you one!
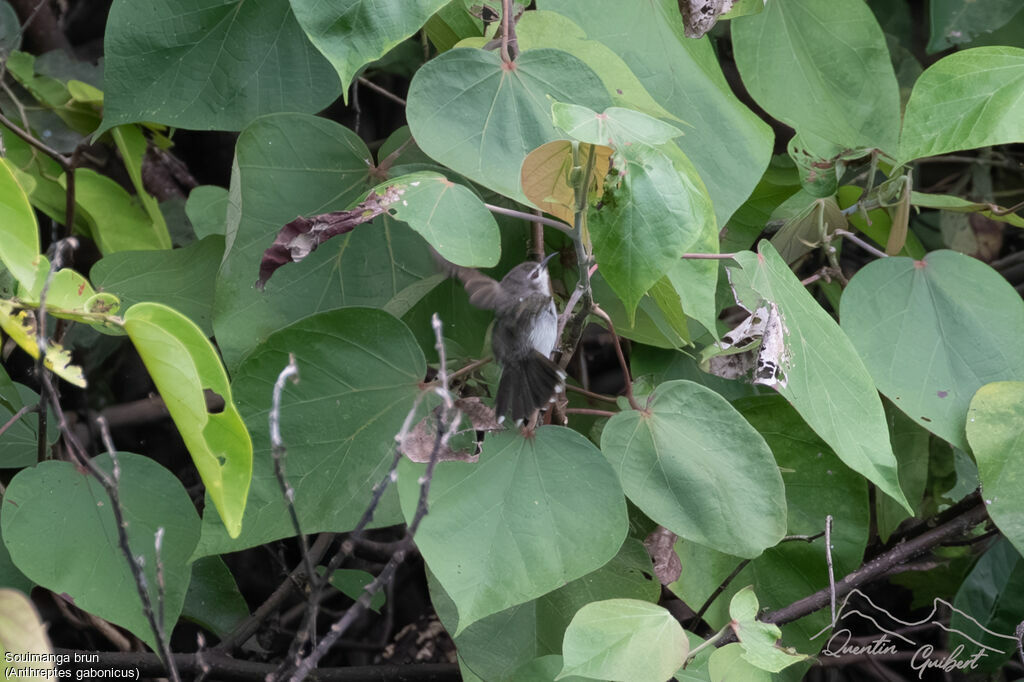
[530,269,539,279]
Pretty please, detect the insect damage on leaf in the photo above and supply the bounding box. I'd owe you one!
[701,300,790,388]
[255,186,404,290]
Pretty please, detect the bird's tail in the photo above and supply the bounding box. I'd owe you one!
[496,351,566,423]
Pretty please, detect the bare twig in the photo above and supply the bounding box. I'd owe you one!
[689,559,751,631]
[356,77,406,106]
[835,229,888,259]
[563,383,618,404]
[564,407,616,418]
[213,533,335,653]
[288,314,457,681]
[825,515,836,627]
[591,305,640,411]
[88,415,180,682]
[766,503,987,629]
[0,403,37,439]
[269,354,319,659]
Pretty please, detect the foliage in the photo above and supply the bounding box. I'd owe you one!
[2,0,1024,680]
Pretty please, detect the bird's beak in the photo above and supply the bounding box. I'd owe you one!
[540,252,558,269]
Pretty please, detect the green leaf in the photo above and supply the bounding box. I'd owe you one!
[673,396,868,654]
[185,186,229,239]
[431,540,659,681]
[708,643,773,682]
[558,599,687,682]
[322,568,386,612]
[910,191,1024,229]
[513,10,677,122]
[367,171,500,267]
[91,236,225,336]
[514,656,590,682]
[197,308,424,556]
[399,426,628,633]
[69,169,168,254]
[180,556,249,637]
[0,159,42,293]
[928,0,1023,53]
[590,272,691,349]
[0,589,52,678]
[424,0,482,53]
[731,0,900,154]
[900,47,1024,163]
[552,103,683,147]
[213,113,436,371]
[0,2,20,57]
[601,381,786,558]
[967,382,1024,556]
[840,250,1024,450]
[109,125,172,249]
[875,403,931,541]
[539,0,773,227]
[101,0,340,131]
[949,538,1024,669]
[589,142,714,317]
[124,302,252,538]
[2,454,200,649]
[729,242,911,512]
[406,47,609,204]
[0,379,55,470]
[728,586,810,672]
[290,0,449,97]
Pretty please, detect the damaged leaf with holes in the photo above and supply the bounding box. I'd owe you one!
[123,302,252,538]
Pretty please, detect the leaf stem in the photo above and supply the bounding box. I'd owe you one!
[483,203,573,234]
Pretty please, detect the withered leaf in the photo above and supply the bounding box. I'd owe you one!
[255,187,401,290]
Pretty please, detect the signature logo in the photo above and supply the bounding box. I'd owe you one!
[810,589,1020,678]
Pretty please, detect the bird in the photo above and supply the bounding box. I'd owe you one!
[447,252,566,424]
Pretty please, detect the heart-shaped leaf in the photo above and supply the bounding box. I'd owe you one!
[601,380,787,558]
[406,47,609,204]
[2,454,200,649]
[399,426,628,633]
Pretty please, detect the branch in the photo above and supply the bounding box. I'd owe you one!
[356,77,406,106]
[761,502,989,630]
[212,533,335,653]
[834,229,888,259]
[288,314,458,681]
[591,305,640,411]
[92,416,181,682]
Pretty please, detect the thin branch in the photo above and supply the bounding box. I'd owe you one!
[564,407,616,418]
[835,229,888,259]
[87,415,180,682]
[679,252,738,260]
[591,304,641,411]
[269,354,318,658]
[825,515,836,627]
[780,530,826,543]
[483,202,573,235]
[564,383,618,404]
[288,314,458,681]
[356,77,406,106]
[212,533,335,653]
[688,559,751,631]
[0,110,72,170]
[447,356,491,383]
[0,403,37,439]
[765,503,988,629]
